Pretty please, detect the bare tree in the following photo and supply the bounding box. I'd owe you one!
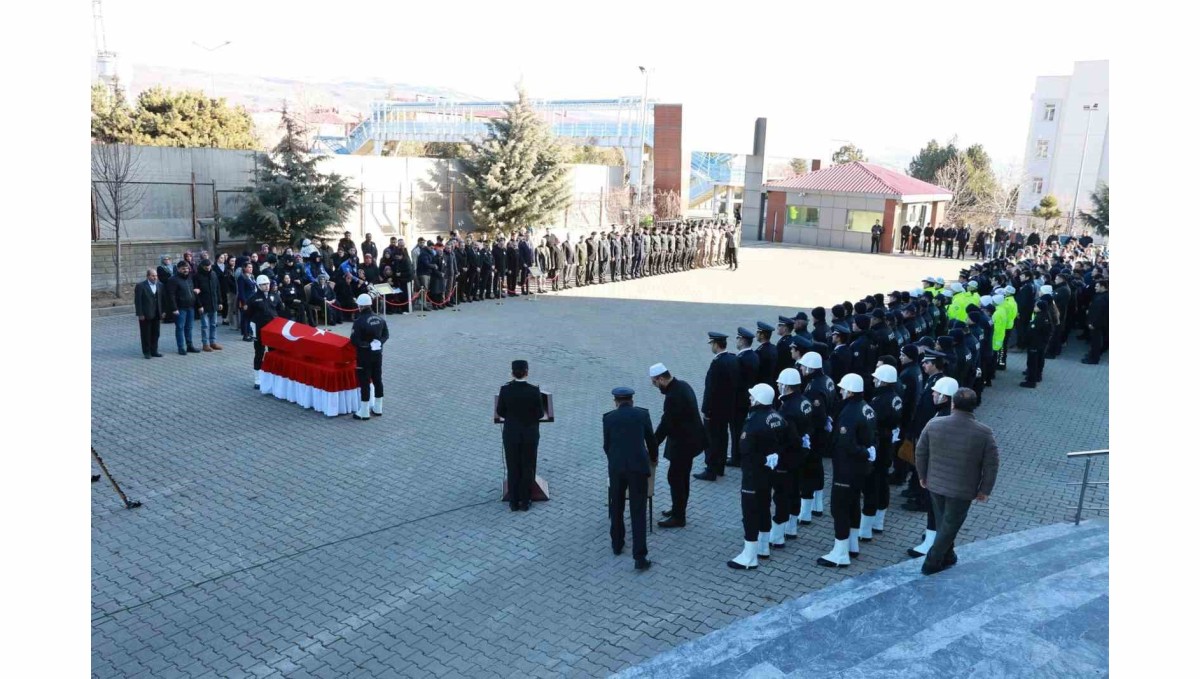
[92,143,145,298]
[654,190,683,221]
[984,165,1027,225]
[933,154,971,224]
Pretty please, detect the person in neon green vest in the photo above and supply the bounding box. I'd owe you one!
[999,286,1018,370]
[948,282,971,323]
[990,293,1009,355]
[966,280,982,309]
[921,276,939,295]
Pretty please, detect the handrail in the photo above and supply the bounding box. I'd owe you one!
[1066,449,1109,525]
[1066,449,1109,458]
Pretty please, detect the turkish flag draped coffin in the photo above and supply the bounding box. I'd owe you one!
[257,318,361,417]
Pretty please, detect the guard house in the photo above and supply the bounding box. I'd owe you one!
[761,161,953,253]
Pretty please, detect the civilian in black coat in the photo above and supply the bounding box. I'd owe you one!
[603,387,657,568]
[729,328,761,467]
[651,366,706,528]
[496,360,546,511]
[134,269,166,358]
[697,333,741,480]
[1082,280,1108,364]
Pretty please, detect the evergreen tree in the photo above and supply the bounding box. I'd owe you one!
[908,138,958,182]
[1078,183,1108,236]
[222,108,356,247]
[1032,195,1063,230]
[459,87,572,232]
[90,83,258,150]
[789,158,809,175]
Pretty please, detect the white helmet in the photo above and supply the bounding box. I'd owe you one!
[749,383,775,406]
[1005,285,1016,295]
[355,293,372,307]
[799,351,824,370]
[991,294,1006,306]
[837,373,864,393]
[255,275,270,286]
[933,376,959,397]
[910,288,923,297]
[777,368,802,386]
[941,290,955,299]
[1039,284,1053,296]
[980,296,994,307]
[950,282,964,293]
[872,365,897,383]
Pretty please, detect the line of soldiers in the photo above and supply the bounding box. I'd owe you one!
[646,245,1109,570]
[531,221,741,291]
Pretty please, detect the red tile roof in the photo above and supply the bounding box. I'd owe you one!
[765,162,952,198]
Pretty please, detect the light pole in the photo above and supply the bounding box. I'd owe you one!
[1068,103,1099,234]
[635,66,651,224]
[193,40,232,99]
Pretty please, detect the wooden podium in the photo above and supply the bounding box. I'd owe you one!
[494,392,553,502]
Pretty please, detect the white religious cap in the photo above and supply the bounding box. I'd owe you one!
[648,363,669,378]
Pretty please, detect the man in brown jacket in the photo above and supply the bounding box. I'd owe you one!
[915,387,1000,575]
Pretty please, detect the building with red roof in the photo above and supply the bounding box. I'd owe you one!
[761,161,953,253]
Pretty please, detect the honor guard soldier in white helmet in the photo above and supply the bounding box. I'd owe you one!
[350,293,388,420]
[817,373,877,568]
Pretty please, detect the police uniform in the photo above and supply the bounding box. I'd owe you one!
[818,388,876,567]
[248,281,283,388]
[603,387,657,569]
[729,397,791,569]
[350,300,389,419]
[863,376,903,537]
[753,322,776,387]
[801,363,836,518]
[698,332,740,479]
[777,386,815,537]
[729,327,760,467]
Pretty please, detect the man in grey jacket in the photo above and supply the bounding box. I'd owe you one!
[915,387,999,575]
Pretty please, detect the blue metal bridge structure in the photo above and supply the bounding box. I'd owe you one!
[689,151,745,211]
[312,97,654,184]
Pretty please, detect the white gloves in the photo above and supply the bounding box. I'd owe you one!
[249,322,256,335]
[867,446,877,462]
[825,416,833,432]
[370,339,382,351]
[802,434,812,449]
[765,453,779,470]
[891,427,901,443]
[976,367,982,378]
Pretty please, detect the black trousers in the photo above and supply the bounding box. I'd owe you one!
[933,241,942,257]
[923,239,933,255]
[727,249,738,269]
[862,459,889,515]
[761,468,790,529]
[956,242,966,259]
[666,454,693,520]
[704,417,732,473]
[253,338,266,370]
[740,485,759,541]
[138,318,161,356]
[1087,327,1108,361]
[609,471,649,559]
[831,480,863,540]
[729,410,749,463]
[1026,346,1045,382]
[356,351,383,401]
[506,269,518,293]
[870,236,881,253]
[503,425,540,505]
[927,492,972,569]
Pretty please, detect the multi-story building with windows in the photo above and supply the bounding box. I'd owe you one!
[1016,60,1109,230]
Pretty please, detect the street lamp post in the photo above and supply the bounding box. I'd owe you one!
[1068,103,1099,234]
[193,40,232,99]
[635,66,651,224]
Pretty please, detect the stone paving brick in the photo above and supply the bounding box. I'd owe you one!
[92,245,1107,677]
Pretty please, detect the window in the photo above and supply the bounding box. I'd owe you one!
[1035,140,1049,159]
[1032,177,1044,194]
[786,205,819,226]
[846,210,884,233]
[1043,103,1056,121]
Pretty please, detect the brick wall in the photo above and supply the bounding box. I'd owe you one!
[92,240,204,291]
[652,104,683,197]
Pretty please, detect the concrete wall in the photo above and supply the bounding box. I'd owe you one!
[763,189,885,253]
[92,146,623,289]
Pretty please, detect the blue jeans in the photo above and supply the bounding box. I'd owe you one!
[200,310,218,346]
[175,308,195,350]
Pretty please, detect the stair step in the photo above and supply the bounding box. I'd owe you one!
[619,520,1109,679]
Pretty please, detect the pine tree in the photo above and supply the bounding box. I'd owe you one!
[459,87,572,233]
[1078,183,1108,236]
[223,108,356,247]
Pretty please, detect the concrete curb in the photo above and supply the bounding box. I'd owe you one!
[93,305,135,318]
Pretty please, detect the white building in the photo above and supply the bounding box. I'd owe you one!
[1016,60,1109,231]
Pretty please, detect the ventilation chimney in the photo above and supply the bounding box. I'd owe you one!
[811,159,822,172]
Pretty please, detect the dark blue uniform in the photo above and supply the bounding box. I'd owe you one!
[497,380,545,508]
[865,384,903,519]
[739,405,793,541]
[777,390,816,524]
[603,402,658,560]
[350,308,389,406]
[729,348,761,466]
[702,352,740,475]
[830,394,876,541]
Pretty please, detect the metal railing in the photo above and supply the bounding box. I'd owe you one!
[1065,449,1109,525]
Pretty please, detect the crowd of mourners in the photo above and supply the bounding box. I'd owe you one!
[133,220,743,355]
[873,219,1101,261]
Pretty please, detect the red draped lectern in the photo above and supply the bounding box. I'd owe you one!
[258,318,361,416]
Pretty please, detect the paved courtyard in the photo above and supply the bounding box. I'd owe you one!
[92,244,1109,678]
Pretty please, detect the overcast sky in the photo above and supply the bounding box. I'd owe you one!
[100,0,1109,172]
